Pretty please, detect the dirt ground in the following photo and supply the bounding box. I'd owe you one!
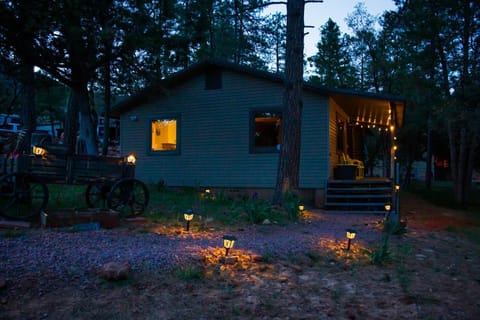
[1,193,480,320]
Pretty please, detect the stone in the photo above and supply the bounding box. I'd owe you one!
[100,261,131,281]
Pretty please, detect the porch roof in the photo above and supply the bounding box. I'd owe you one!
[327,91,405,129]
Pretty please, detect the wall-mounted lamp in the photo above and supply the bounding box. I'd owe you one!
[126,154,136,165]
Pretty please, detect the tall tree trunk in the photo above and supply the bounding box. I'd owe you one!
[76,85,98,155]
[272,0,304,205]
[425,112,432,189]
[64,90,79,155]
[447,116,475,206]
[18,63,36,153]
[102,43,112,156]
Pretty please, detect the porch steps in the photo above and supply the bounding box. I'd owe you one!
[325,179,393,214]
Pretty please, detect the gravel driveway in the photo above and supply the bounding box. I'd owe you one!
[0,210,385,281]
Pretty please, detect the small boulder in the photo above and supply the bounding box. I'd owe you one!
[100,261,131,281]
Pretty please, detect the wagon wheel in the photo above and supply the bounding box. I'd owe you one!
[106,178,149,217]
[0,173,49,220]
[85,180,112,208]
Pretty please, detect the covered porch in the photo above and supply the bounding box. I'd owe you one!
[324,91,405,213]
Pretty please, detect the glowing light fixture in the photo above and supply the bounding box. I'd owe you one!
[184,209,194,231]
[32,146,47,157]
[298,205,305,214]
[223,235,237,256]
[395,185,400,192]
[385,203,391,212]
[345,229,356,251]
[126,154,136,165]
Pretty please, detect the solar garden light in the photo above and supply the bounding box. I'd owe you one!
[345,229,356,251]
[184,209,194,231]
[298,205,305,214]
[32,146,47,157]
[222,235,237,256]
[384,203,392,221]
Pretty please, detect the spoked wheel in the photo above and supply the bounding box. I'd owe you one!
[85,180,112,208]
[107,178,149,217]
[0,173,49,220]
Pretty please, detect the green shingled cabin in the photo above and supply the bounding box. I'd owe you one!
[112,60,405,211]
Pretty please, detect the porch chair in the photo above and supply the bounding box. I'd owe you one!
[341,153,365,179]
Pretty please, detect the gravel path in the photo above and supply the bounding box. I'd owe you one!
[0,211,385,281]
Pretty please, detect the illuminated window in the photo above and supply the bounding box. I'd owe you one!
[151,117,178,152]
[251,110,282,153]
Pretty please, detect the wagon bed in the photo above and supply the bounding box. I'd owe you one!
[0,143,149,221]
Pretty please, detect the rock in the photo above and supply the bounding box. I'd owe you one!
[291,264,303,273]
[100,261,131,281]
[262,219,271,225]
[415,254,427,260]
[278,272,290,282]
[251,254,263,262]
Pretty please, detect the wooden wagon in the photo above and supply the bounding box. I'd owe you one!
[0,140,149,221]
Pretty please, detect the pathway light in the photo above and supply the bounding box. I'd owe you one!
[223,235,237,256]
[184,209,194,231]
[346,229,356,251]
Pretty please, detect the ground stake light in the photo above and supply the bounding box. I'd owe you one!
[32,146,47,157]
[223,235,237,256]
[384,203,392,221]
[184,209,194,231]
[346,229,356,251]
[298,205,305,214]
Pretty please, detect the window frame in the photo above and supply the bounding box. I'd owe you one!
[249,108,283,154]
[147,114,181,156]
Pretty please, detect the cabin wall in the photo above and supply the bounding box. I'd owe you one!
[329,97,350,178]
[120,70,330,189]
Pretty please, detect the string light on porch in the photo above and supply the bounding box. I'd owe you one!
[351,120,391,132]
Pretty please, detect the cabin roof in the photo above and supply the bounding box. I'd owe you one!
[112,59,405,128]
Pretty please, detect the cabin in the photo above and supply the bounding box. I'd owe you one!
[112,60,405,212]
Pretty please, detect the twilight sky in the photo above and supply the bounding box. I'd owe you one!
[263,0,397,58]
